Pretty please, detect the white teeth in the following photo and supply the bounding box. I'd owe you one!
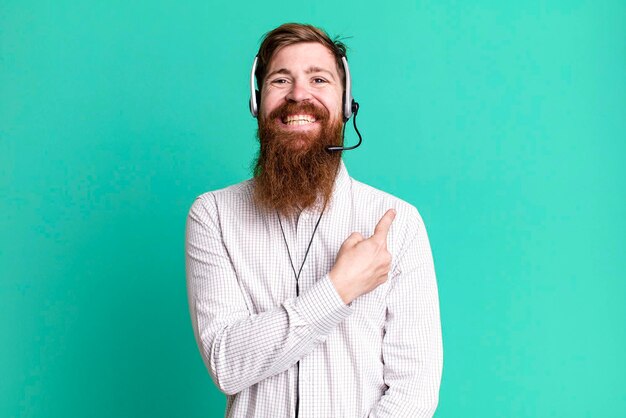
[284,114,316,125]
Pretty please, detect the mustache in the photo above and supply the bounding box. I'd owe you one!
[266,101,329,123]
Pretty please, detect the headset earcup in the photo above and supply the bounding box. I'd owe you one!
[250,89,261,117]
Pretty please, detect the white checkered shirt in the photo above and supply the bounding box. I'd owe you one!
[186,159,443,417]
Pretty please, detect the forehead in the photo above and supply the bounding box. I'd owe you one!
[267,42,339,74]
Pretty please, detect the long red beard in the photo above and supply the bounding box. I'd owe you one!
[252,101,343,217]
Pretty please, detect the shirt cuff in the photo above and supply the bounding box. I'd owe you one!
[288,273,353,335]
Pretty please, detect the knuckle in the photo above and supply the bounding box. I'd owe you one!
[350,232,363,240]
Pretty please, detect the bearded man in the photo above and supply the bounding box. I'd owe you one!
[186,23,443,418]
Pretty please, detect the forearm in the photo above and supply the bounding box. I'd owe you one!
[189,273,352,395]
[369,359,442,418]
[369,298,442,417]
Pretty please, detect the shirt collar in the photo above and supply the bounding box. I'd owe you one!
[333,159,351,196]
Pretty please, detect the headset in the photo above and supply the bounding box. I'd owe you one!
[249,54,362,152]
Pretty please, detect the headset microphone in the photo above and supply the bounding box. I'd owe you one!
[326,101,361,152]
[249,54,362,152]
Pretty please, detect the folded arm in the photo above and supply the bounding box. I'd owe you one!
[185,195,352,395]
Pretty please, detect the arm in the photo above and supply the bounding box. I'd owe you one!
[369,213,443,417]
[185,195,352,395]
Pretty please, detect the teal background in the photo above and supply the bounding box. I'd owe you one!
[2,0,625,416]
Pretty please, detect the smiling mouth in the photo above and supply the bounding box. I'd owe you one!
[281,114,317,126]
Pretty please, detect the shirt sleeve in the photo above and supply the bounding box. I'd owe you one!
[185,194,353,396]
[369,209,443,417]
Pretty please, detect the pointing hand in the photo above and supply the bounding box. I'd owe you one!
[329,209,396,304]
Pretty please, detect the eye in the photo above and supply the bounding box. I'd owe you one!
[312,77,328,84]
[271,78,288,85]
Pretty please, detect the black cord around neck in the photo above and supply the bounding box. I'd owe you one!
[276,205,325,418]
[277,204,326,295]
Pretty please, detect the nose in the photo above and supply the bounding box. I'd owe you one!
[285,78,312,102]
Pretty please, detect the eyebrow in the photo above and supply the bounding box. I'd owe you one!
[265,66,337,82]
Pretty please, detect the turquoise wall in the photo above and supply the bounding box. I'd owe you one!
[2,0,625,416]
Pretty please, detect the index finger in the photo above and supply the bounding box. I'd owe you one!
[373,209,396,242]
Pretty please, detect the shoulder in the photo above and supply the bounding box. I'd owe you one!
[346,177,431,268]
[350,177,426,232]
[348,178,434,278]
[187,178,255,223]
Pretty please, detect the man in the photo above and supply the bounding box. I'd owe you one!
[186,23,443,417]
